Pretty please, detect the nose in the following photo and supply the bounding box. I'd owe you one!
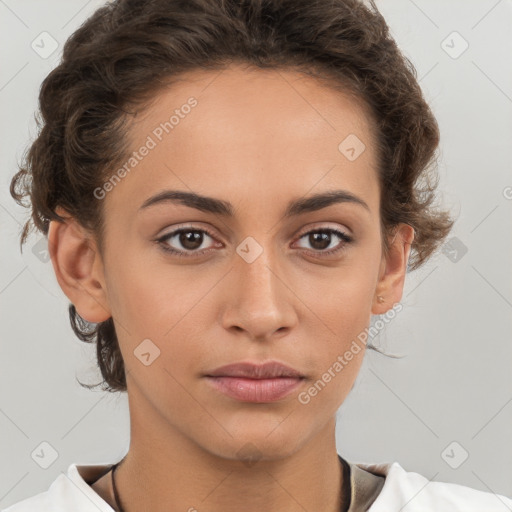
[220,244,297,341]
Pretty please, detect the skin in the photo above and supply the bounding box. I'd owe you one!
[48,63,414,512]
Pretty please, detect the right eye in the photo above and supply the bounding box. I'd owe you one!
[156,227,221,258]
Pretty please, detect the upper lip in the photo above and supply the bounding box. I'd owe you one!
[205,361,305,379]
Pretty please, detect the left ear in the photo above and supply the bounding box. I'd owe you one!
[372,223,415,315]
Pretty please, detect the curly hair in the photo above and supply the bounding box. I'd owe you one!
[10,0,455,393]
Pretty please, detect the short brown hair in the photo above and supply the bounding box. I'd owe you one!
[10,0,455,393]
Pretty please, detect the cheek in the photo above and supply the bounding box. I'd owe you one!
[296,257,378,399]
[303,255,378,334]
[108,258,222,375]
[106,244,192,329]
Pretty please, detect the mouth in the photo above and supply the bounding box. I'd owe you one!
[203,361,306,403]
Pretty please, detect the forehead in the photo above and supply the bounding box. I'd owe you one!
[102,64,380,224]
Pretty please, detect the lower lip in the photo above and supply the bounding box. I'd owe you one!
[204,376,304,402]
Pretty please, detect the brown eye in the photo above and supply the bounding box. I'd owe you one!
[295,228,353,255]
[177,230,204,250]
[157,228,219,257]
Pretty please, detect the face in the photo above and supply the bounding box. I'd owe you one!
[50,63,413,463]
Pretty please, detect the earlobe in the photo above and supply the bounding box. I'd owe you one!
[371,223,415,315]
[48,207,111,323]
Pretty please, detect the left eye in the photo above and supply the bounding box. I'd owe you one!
[295,228,353,254]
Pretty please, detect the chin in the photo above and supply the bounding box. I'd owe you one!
[199,422,309,465]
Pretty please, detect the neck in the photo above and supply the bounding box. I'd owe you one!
[112,383,347,512]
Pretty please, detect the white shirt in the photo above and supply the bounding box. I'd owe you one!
[2,460,512,511]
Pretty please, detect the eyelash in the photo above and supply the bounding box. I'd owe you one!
[155,226,354,259]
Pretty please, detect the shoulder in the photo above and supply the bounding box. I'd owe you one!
[1,463,114,512]
[354,460,512,511]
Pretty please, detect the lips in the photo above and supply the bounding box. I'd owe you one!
[204,361,306,402]
[205,361,304,379]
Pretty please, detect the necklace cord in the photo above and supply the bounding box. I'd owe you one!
[111,462,125,512]
[110,456,350,512]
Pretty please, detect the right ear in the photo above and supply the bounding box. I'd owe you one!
[47,206,112,323]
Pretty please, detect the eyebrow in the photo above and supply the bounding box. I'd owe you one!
[138,189,370,217]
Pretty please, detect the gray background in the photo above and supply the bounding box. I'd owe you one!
[1,0,511,508]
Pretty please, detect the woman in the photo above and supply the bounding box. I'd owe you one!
[6,0,511,510]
